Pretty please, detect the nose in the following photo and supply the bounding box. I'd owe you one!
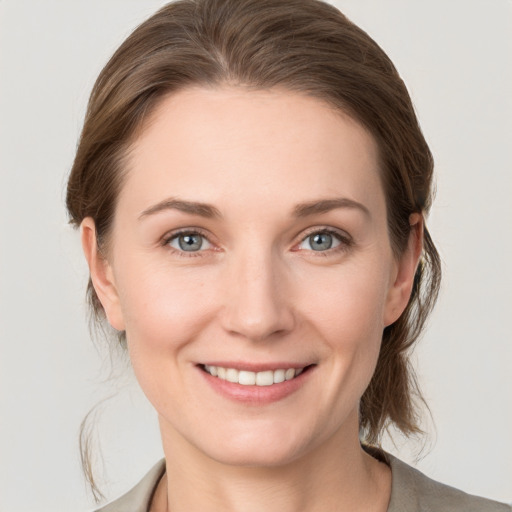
[220,250,295,342]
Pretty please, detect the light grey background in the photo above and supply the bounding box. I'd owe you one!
[0,1,510,510]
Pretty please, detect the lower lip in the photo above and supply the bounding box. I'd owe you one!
[198,366,314,404]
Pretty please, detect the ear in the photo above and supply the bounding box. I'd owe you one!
[80,218,125,331]
[383,213,423,327]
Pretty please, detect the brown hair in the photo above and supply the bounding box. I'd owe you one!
[67,0,441,497]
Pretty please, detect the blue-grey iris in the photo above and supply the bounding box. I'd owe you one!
[178,234,203,251]
[309,232,333,251]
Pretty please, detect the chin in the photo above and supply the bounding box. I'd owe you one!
[209,439,306,468]
[189,418,325,468]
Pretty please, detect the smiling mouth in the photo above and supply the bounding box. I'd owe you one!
[201,364,312,386]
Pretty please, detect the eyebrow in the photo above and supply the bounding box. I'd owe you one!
[138,198,222,220]
[138,196,369,221]
[293,198,370,218]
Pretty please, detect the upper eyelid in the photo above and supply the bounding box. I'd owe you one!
[162,227,212,243]
[298,226,352,242]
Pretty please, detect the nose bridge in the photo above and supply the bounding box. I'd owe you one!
[221,244,294,341]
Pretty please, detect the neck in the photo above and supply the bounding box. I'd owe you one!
[153,413,391,512]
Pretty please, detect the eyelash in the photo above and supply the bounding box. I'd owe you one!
[295,227,353,256]
[162,228,214,258]
[161,227,353,257]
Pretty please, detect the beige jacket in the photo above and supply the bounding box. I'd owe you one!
[95,454,511,512]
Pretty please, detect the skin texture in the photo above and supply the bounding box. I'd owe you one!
[81,87,422,512]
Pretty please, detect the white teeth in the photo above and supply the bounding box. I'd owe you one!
[204,365,306,386]
[238,370,256,385]
[226,368,238,383]
[256,370,274,386]
[285,368,295,381]
[273,369,285,383]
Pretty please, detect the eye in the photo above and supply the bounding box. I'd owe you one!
[298,229,347,252]
[167,231,212,252]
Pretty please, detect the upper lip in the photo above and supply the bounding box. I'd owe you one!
[198,361,314,372]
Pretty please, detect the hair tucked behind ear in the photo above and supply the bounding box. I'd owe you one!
[360,229,441,444]
[67,0,441,498]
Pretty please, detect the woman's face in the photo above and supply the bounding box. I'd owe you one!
[84,87,418,467]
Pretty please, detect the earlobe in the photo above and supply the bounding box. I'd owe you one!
[80,218,125,331]
[383,213,423,327]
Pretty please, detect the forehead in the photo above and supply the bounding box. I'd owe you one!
[120,86,384,217]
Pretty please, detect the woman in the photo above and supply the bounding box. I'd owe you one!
[66,0,510,510]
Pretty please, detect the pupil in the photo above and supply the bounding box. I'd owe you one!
[311,233,332,251]
[179,234,202,251]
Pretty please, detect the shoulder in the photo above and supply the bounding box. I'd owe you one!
[387,453,511,512]
[93,459,165,512]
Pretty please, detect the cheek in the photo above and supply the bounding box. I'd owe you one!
[298,263,390,390]
[300,263,389,341]
[115,257,219,356]
[114,259,224,415]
